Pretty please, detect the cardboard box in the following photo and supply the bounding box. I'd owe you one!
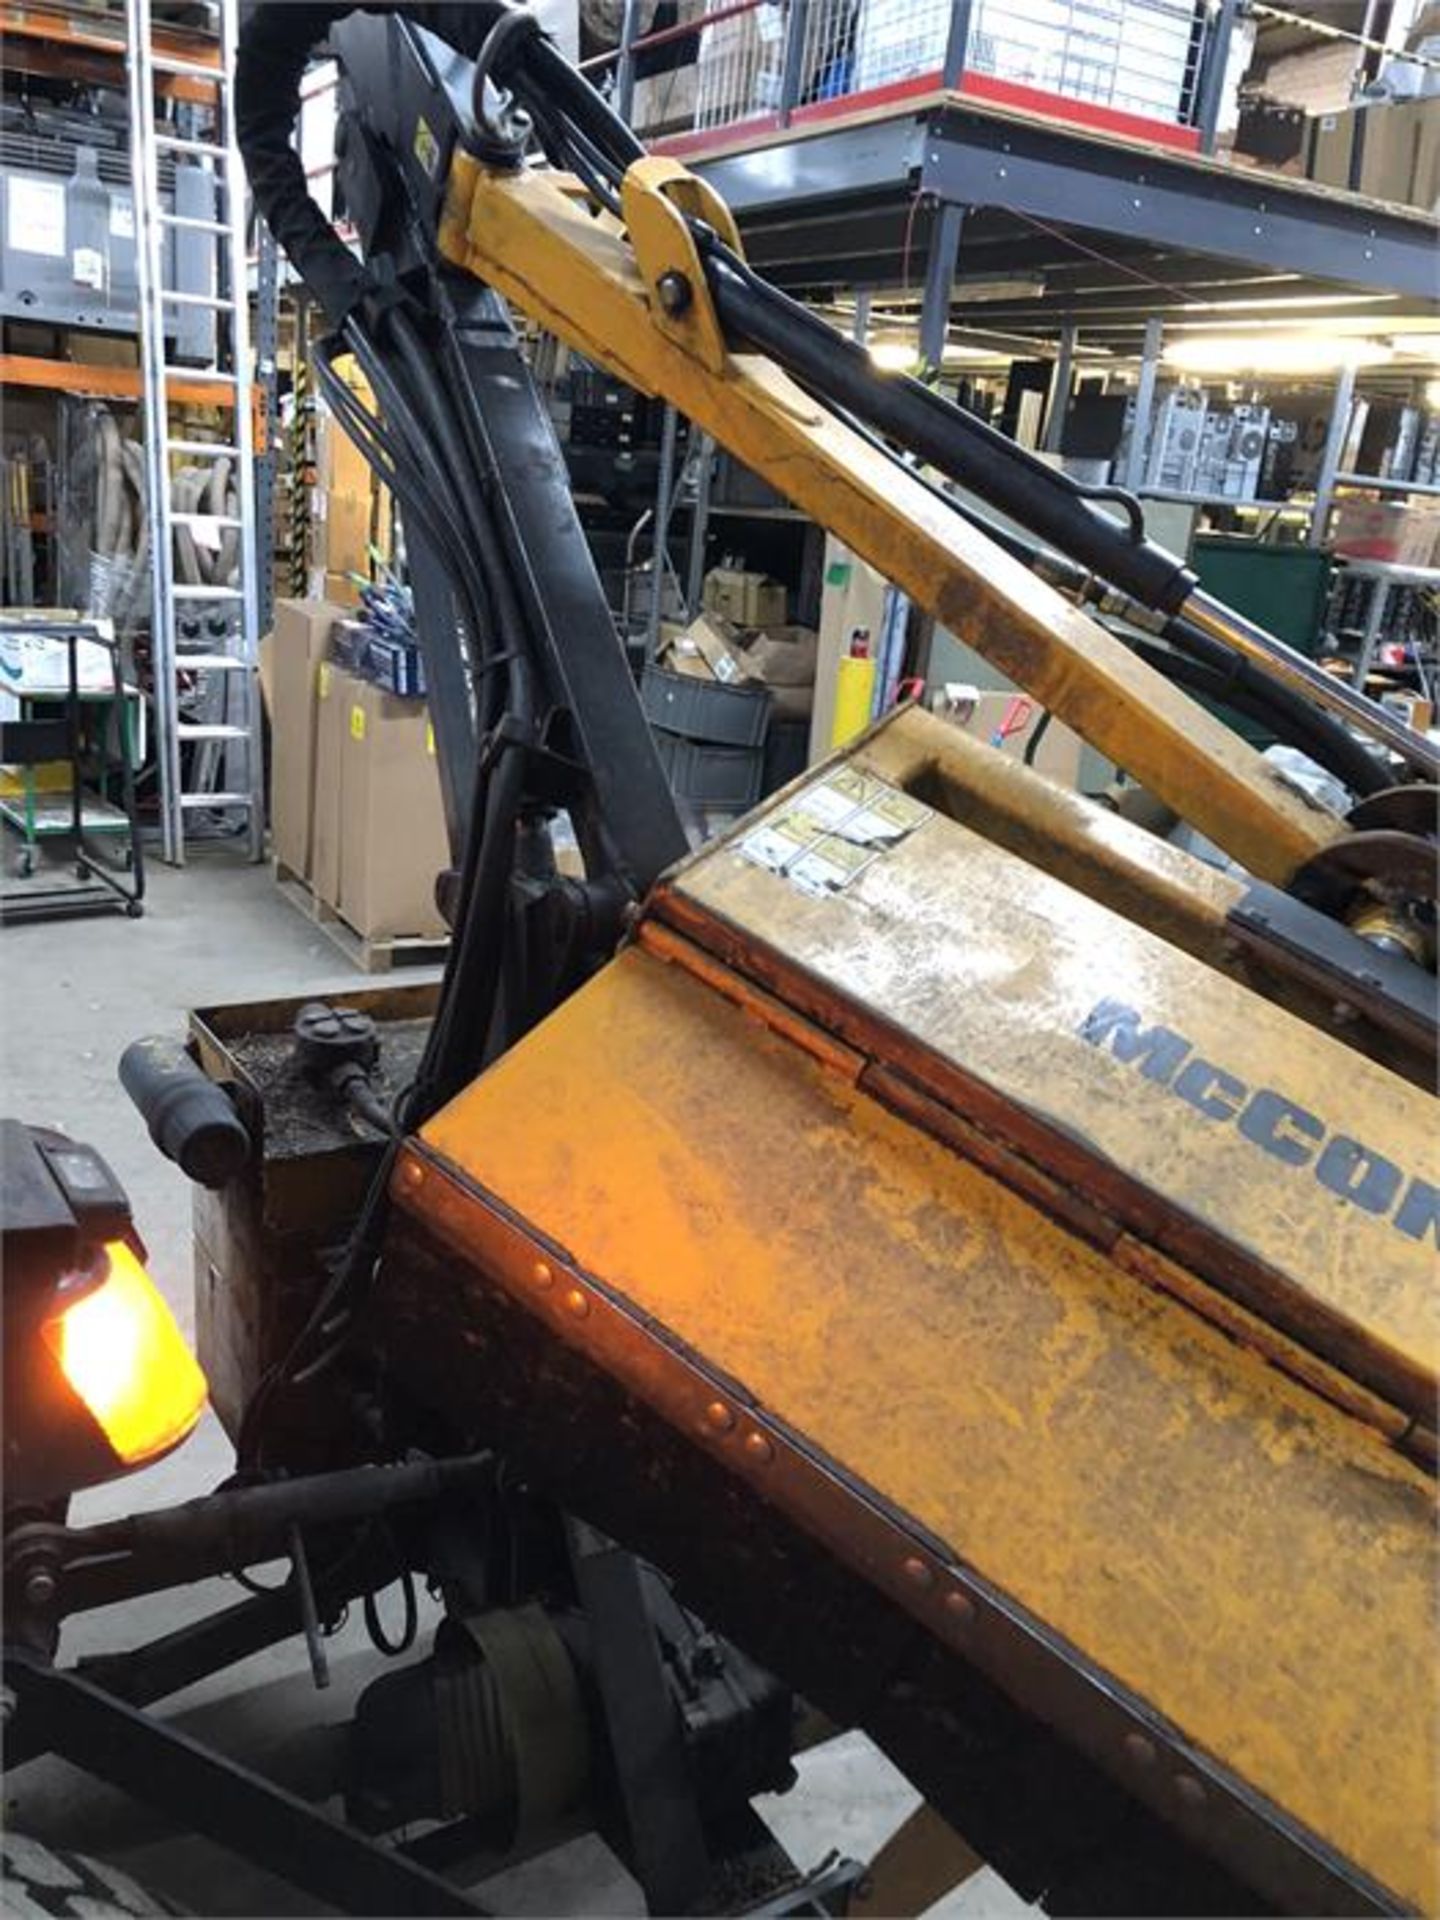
[694,0,782,126]
[1356,100,1427,204]
[257,631,276,719]
[1330,500,1440,566]
[1308,108,1357,190]
[631,65,699,137]
[660,616,818,718]
[742,624,818,687]
[703,567,787,629]
[660,612,751,684]
[317,390,375,498]
[324,568,363,608]
[72,335,140,369]
[321,491,374,577]
[337,679,449,940]
[268,597,344,880]
[310,658,353,908]
[1412,98,1440,210]
[738,624,818,719]
[0,630,115,694]
[1382,689,1435,732]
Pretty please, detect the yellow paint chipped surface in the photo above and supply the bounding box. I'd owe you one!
[424,949,1437,1911]
[673,779,1439,1418]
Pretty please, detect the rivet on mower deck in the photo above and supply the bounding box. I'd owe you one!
[1174,1773,1207,1811]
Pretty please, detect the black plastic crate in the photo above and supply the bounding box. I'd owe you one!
[653,729,765,811]
[641,665,771,748]
[762,716,810,795]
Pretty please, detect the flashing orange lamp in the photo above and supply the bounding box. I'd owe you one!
[43,1240,207,1469]
[3,1121,207,1505]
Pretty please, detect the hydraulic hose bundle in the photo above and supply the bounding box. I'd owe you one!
[239,2,549,1133]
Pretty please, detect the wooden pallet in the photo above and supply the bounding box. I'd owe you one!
[272,860,449,975]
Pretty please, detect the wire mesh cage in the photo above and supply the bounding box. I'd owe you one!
[965,0,1206,122]
[624,0,1214,137]
[693,0,788,130]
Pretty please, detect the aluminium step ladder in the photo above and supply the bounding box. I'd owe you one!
[126,0,263,863]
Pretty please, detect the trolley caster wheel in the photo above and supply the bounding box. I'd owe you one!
[75,861,90,881]
[125,901,145,920]
[15,850,34,879]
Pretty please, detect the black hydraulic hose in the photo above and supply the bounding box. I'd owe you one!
[929,480,1388,795]
[240,3,1410,799]
[237,4,508,329]
[236,5,375,328]
[519,33,646,172]
[488,44,1199,617]
[1159,615,1388,797]
[1130,637,1383,795]
[705,252,1194,614]
[832,398,1390,795]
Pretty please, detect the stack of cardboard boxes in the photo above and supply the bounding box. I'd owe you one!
[659,568,819,722]
[312,373,393,607]
[645,568,818,817]
[265,598,449,947]
[1306,96,1440,210]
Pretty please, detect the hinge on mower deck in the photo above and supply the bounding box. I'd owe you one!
[633,918,1431,1467]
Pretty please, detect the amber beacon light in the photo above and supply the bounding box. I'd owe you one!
[45,1241,208,1466]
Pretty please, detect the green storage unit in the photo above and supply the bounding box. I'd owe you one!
[1189,537,1334,748]
[1191,537,1332,657]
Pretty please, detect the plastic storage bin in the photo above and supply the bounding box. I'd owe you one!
[641,665,771,747]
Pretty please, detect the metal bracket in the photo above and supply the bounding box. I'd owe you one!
[1228,879,1438,1074]
[623,156,743,377]
[566,1519,713,1913]
[3,1647,486,1916]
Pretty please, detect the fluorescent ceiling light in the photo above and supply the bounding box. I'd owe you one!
[1164,334,1394,376]
[1192,291,1398,313]
[952,276,1048,303]
[870,340,917,371]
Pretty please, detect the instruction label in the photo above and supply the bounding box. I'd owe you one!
[72,246,105,290]
[109,195,135,240]
[737,768,929,898]
[413,116,440,178]
[8,176,65,257]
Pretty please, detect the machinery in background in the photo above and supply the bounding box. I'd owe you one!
[0,108,216,362]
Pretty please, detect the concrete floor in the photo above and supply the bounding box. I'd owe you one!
[1,845,1033,1918]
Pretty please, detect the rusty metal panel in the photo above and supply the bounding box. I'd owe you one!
[652,744,1438,1428]
[411,945,1435,1914]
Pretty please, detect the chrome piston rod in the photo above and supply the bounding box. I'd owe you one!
[1184,588,1440,782]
